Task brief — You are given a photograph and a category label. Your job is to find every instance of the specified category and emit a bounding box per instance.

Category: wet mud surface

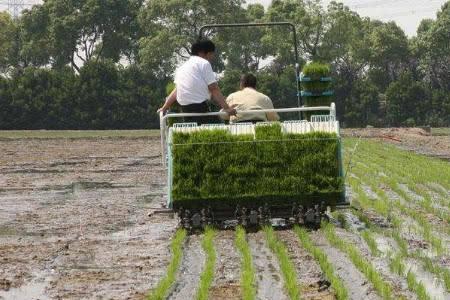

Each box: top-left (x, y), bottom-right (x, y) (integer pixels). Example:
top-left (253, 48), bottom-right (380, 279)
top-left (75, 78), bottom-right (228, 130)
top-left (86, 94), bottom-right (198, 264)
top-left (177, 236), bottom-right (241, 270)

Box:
top-left (276, 230), bottom-right (334, 299)
top-left (309, 231), bottom-right (380, 300)
top-left (0, 137), bottom-right (177, 299)
top-left (332, 222), bottom-right (417, 300)
top-left (209, 231), bottom-right (241, 300)
top-left (247, 232), bottom-right (288, 300)
top-left (168, 234), bottom-right (204, 300)
top-left (1, 134), bottom-right (448, 300)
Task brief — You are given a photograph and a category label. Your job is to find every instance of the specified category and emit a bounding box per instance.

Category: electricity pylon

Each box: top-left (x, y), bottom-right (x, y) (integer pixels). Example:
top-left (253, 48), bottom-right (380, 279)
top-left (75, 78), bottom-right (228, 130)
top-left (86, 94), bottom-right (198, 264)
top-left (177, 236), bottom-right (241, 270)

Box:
top-left (1, 0), bottom-right (33, 18)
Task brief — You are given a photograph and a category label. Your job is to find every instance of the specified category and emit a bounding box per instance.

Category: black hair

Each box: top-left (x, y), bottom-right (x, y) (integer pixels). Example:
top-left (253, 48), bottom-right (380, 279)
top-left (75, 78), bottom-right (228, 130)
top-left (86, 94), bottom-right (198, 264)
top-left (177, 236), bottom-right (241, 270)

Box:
top-left (240, 73), bottom-right (257, 88)
top-left (191, 40), bottom-right (216, 55)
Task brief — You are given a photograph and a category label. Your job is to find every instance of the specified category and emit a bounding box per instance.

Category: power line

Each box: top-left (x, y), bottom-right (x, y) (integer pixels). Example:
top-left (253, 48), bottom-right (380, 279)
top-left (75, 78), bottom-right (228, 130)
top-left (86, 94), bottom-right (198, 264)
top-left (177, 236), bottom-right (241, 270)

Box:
top-left (349, 0), bottom-right (443, 10)
top-left (378, 7), bottom-right (441, 19)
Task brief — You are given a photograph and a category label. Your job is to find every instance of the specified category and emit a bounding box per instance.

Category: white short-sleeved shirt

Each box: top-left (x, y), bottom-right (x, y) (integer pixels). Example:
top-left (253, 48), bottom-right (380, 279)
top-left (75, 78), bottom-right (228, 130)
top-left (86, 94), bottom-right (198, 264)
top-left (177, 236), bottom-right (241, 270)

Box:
top-left (174, 56), bottom-right (217, 105)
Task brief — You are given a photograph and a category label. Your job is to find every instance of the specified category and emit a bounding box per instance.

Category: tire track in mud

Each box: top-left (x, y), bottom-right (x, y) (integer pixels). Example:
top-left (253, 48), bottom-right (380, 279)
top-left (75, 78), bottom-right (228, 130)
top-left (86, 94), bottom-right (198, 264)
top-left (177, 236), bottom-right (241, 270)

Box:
top-left (247, 231), bottom-right (288, 300)
top-left (168, 234), bottom-right (205, 300)
top-left (277, 230), bottom-right (335, 299)
top-left (309, 230), bottom-right (380, 300)
top-left (209, 231), bottom-right (241, 300)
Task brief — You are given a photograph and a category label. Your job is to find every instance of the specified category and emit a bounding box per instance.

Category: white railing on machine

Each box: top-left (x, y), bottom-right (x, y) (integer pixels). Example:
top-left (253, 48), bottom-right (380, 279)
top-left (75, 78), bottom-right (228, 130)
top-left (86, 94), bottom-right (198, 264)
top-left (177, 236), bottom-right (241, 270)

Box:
top-left (159, 103), bottom-right (337, 166)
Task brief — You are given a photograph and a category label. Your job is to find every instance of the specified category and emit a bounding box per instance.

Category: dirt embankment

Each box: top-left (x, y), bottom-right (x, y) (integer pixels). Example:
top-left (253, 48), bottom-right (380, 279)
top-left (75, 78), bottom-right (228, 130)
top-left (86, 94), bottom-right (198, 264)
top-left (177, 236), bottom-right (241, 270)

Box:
top-left (0, 137), bottom-right (177, 299)
top-left (342, 127), bottom-right (450, 160)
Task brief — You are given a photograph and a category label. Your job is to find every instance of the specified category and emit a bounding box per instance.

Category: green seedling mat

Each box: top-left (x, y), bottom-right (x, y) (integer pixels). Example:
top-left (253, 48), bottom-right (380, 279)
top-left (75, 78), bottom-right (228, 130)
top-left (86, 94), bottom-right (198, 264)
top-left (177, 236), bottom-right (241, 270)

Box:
top-left (170, 123), bottom-right (344, 209)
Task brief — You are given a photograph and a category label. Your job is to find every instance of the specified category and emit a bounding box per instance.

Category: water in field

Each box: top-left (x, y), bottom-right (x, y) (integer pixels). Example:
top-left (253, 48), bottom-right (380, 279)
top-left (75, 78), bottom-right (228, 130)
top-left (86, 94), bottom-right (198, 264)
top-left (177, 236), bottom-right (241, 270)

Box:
top-left (404, 259), bottom-right (450, 300)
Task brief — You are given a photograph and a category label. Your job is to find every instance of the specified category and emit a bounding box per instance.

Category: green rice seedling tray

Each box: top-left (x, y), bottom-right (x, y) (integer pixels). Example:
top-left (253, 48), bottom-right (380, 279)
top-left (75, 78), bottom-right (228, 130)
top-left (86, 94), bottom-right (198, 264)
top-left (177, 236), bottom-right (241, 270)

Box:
top-left (168, 123), bottom-right (344, 210)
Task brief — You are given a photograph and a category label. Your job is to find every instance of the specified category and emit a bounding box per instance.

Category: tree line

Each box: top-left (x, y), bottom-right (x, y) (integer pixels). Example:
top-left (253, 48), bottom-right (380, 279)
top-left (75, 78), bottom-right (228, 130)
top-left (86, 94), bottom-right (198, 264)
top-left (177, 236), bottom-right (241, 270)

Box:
top-left (0, 0), bottom-right (449, 129)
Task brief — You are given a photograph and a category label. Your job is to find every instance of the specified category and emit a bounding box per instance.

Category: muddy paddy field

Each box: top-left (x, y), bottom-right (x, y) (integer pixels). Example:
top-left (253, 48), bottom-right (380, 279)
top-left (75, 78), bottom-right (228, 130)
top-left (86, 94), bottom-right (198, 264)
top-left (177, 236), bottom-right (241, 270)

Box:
top-left (0, 128), bottom-right (449, 300)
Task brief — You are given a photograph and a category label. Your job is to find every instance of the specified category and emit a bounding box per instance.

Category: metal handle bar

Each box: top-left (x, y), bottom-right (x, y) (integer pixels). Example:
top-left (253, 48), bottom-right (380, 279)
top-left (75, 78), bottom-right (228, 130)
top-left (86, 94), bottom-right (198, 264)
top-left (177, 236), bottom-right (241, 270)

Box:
top-left (161, 106), bottom-right (335, 122)
top-left (198, 22), bottom-right (302, 108)
top-left (198, 22), bottom-right (299, 67)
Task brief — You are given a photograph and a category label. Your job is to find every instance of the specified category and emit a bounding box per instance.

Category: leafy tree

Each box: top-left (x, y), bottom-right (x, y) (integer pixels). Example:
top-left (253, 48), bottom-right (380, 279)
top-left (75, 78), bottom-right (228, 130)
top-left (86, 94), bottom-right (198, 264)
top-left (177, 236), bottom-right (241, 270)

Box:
top-left (3, 67), bottom-right (77, 129)
top-left (367, 21), bottom-right (410, 90)
top-left (74, 60), bottom-right (121, 129)
top-left (0, 12), bottom-right (17, 74)
top-left (138, 0), bottom-right (245, 77)
top-left (416, 2), bottom-right (450, 90)
top-left (385, 73), bottom-right (428, 126)
top-left (1, 0), bottom-right (449, 129)
top-left (19, 0), bottom-right (143, 71)
top-left (117, 65), bottom-right (169, 129)
top-left (343, 79), bottom-right (380, 127)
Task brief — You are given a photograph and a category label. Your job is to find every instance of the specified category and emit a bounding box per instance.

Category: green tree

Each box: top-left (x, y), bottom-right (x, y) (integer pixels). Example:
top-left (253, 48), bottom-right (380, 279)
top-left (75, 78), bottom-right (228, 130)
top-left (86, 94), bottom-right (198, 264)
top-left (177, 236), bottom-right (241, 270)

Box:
top-left (19, 0), bottom-right (143, 71)
top-left (117, 65), bottom-right (169, 129)
top-left (4, 67), bottom-right (77, 129)
top-left (367, 21), bottom-right (410, 90)
top-left (344, 79), bottom-right (380, 127)
top-left (0, 12), bottom-right (17, 74)
top-left (385, 73), bottom-right (428, 126)
top-left (138, 0), bottom-right (245, 77)
top-left (416, 2), bottom-right (450, 90)
top-left (74, 60), bottom-right (121, 129)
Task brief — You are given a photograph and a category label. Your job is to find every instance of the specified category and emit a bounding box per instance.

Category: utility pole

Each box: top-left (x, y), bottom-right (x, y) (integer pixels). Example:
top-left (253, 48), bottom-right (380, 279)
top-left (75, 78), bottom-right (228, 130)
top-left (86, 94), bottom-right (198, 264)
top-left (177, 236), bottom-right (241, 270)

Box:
top-left (0, 0), bottom-right (36, 19)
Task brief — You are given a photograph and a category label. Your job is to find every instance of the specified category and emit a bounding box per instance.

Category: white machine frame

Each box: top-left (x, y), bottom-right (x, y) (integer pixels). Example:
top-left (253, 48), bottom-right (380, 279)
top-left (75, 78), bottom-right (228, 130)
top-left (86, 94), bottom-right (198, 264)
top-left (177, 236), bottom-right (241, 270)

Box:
top-left (159, 103), bottom-right (338, 167)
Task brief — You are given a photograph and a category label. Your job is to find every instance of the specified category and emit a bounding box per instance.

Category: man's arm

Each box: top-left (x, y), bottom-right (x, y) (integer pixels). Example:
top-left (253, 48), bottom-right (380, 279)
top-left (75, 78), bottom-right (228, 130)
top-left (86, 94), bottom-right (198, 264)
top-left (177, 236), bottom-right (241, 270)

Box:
top-left (157, 88), bottom-right (177, 113)
top-left (265, 97), bottom-right (280, 121)
top-left (208, 83), bottom-right (236, 115)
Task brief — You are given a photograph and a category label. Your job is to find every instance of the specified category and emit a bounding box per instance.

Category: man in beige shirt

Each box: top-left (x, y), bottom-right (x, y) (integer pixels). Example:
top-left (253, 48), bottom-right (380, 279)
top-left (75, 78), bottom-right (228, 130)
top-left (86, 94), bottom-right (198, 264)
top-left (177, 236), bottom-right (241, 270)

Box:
top-left (224, 74), bottom-right (280, 123)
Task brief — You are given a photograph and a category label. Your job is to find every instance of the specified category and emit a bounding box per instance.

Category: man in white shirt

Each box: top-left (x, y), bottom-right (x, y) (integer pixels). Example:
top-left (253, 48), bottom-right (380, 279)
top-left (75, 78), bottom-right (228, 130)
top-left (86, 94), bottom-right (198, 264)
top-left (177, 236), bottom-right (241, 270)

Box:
top-left (158, 40), bottom-right (236, 124)
top-left (224, 74), bottom-right (279, 123)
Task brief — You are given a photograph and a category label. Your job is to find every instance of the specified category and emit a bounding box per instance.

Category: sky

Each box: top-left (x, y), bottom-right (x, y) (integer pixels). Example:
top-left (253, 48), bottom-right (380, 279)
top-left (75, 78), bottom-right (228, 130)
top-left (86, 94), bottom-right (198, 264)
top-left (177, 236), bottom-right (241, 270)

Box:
top-left (1, 0), bottom-right (446, 37)
top-left (245, 0), bottom-right (447, 36)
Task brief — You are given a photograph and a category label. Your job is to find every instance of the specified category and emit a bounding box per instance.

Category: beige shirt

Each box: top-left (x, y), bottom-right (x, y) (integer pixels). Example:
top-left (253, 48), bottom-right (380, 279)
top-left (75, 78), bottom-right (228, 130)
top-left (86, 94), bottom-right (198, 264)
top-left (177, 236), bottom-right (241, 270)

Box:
top-left (225, 88), bottom-right (280, 122)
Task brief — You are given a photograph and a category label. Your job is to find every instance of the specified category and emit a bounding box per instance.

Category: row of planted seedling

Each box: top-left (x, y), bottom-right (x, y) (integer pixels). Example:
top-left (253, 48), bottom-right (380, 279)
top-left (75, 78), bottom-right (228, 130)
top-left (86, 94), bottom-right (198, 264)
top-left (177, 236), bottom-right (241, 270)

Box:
top-left (349, 140), bottom-right (450, 222)
top-left (344, 139), bottom-right (450, 296)
top-left (148, 221), bottom-right (417, 300)
top-left (347, 139), bottom-right (449, 254)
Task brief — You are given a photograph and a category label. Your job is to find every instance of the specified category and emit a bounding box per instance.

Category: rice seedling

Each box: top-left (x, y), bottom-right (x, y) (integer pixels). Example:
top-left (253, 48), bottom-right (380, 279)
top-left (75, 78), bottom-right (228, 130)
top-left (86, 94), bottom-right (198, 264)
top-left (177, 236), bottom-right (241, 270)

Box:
top-left (172, 126), bottom-right (342, 208)
top-left (349, 159), bottom-right (445, 255)
top-left (294, 226), bottom-right (348, 300)
top-left (263, 226), bottom-right (300, 300)
top-left (235, 226), bottom-right (256, 300)
top-left (388, 253), bottom-right (430, 300)
top-left (302, 62), bottom-right (331, 81)
top-left (345, 161), bottom-right (438, 300)
top-left (323, 222), bottom-right (394, 299)
top-left (406, 271), bottom-right (430, 300)
top-left (351, 144), bottom-right (450, 224)
top-left (147, 229), bottom-right (187, 300)
top-left (421, 256), bottom-right (450, 291)
top-left (346, 138), bottom-right (450, 194)
top-left (195, 227), bottom-right (217, 300)
top-left (333, 211), bottom-right (350, 230)
top-left (361, 229), bottom-right (380, 257)
top-left (350, 172), bottom-right (447, 297)
top-left (389, 253), bottom-right (405, 275)
top-left (351, 200), bottom-right (433, 300)
top-left (301, 62), bottom-right (333, 119)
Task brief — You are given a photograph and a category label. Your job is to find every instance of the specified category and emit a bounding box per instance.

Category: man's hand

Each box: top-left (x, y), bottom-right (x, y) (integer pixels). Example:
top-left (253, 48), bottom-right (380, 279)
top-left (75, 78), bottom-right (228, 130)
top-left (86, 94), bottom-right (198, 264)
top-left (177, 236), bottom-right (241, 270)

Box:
top-left (158, 89), bottom-right (177, 114)
top-left (157, 106), bottom-right (168, 114)
top-left (224, 105), bottom-right (237, 116)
